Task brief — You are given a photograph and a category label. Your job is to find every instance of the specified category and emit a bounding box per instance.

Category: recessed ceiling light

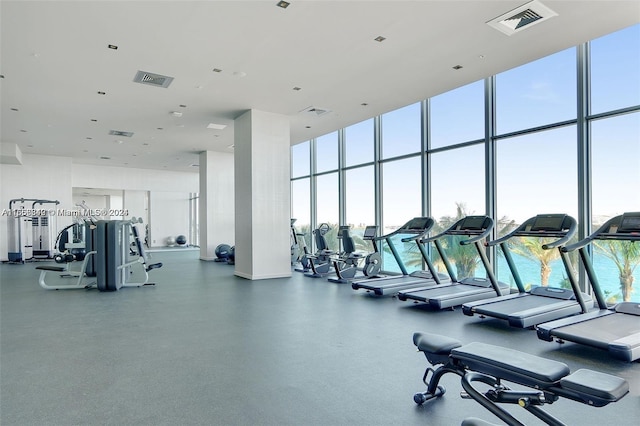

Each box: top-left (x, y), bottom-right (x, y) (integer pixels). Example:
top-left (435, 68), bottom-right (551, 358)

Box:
top-left (90, 119), bottom-right (98, 122)
top-left (99, 156), bottom-right (111, 160)
top-left (179, 104), bottom-right (187, 108)
top-left (452, 65), bottom-right (463, 70)
top-left (157, 127), bottom-right (163, 130)
top-left (171, 111), bottom-right (183, 117)
top-left (479, 55), bottom-right (485, 59)
top-left (108, 44), bottom-right (118, 50)
top-left (374, 36), bottom-right (386, 42)
top-left (27, 144), bottom-right (34, 148)
top-left (0, 75), bottom-right (4, 78)
top-left (207, 123), bottom-right (227, 130)
top-left (276, 1), bottom-right (290, 9)
top-left (293, 87), bottom-right (302, 91)
top-left (86, 137), bottom-right (93, 140)
top-left (116, 140), bottom-right (124, 144)
top-left (361, 103), bottom-right (368, 106)
top-left (305, 126), bottom-right (311, 129)
top-left (20, 129), bottom-right (27, 132)
top-left (97, 91), bottom-right (106, 95)
top-left (83, 150), bottom-right (88, 153)
top-left (10, 108), bottom-right (19, 111)
top-left (143, 143), bottom-right (149, 146)
top-left (212, 68), bottom-right (222, 73)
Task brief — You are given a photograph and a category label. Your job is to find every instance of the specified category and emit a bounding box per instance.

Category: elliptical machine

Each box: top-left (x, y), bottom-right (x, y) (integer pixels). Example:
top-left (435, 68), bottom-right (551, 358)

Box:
top-left (303, 223), bottom-right (336, 278)
top-left (329, 225), bottom-right (379, 283)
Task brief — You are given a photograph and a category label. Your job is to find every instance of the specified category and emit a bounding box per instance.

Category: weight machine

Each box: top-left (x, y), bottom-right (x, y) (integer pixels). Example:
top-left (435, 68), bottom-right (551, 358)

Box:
top-left (36, 219), bottom-right (162, 291)
top-left (7, 198), bottom-right (60, 263)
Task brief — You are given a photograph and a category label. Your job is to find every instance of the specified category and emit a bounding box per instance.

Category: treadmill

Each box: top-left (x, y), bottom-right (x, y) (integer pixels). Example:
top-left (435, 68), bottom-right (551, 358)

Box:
top-left (462, 214), bottom-right (593, 328)
top-left (397, 216), bottom-right (510, 309)
top-left (351, 217), bottom-right (450, 296)
top-left (537, 212), bottom-right (640, 362)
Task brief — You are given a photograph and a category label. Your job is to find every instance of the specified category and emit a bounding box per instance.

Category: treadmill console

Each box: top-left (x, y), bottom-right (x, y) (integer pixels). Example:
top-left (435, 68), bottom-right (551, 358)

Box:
top-left (400, 217), bottom-right (433, 233)
top-left (459, 216), bottom-right (489, 231)
top-left (530, 214), bottom-right (567, 232)
top-left (616, 212), bottom-right (640, 233)
top-left (363, 226), bottom-right (378, 240)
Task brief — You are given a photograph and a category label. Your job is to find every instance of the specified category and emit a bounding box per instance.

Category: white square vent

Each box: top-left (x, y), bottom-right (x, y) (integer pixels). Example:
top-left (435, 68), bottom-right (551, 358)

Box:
top-left (299, 106), bottom-right (331, 116)
top-left (133, 71), bottom-right (174, 88)
top-left (487, 0), bottom-right (558, 36)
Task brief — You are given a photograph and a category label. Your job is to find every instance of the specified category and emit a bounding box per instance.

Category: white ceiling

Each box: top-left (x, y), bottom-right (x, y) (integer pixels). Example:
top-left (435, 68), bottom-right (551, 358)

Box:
top-left (2, 0), bottom-right (639, 173)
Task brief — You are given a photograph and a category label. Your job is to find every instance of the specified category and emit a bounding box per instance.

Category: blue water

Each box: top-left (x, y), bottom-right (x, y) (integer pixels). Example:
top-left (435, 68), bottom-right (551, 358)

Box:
top-left (495, 253), bottom-right (639, 302)
top-left (379, 236), bottom-right (639, 303)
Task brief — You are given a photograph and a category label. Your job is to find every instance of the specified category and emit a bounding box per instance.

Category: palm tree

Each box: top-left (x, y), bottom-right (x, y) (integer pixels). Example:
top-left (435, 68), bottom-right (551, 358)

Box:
top-left (593, 240), bottom-right (640, 302)
top-left (436, 203), bottom-right (478, 278)
top-left (509, 237), bottom-right (560, 286)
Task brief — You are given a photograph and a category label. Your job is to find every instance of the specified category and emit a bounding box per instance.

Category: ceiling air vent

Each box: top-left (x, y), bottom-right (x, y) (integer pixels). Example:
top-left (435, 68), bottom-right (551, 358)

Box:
top-left (109, 130), bottom-right (134, 137)
top-left (487, 0), bottom-right (558, 36)
top-left (300, 106), bottom-right (331, 117)
top-left (133, 70), bottom-right (174, 88)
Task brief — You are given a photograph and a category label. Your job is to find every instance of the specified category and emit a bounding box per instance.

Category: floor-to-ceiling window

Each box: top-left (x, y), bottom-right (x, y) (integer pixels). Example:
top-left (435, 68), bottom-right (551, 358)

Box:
top-left (589, 24), bottom-right (640, 303)
top-left (344, 119), bottom-right (376, 251)
top-left (381, 103), bottom-right (421, 160)
top-left (291, 24), bottom-right (640, 300)
top-left (291, 141), bottom-right (311, 254)
top-left (315, 132), bottom-right (340, 249)
top-left (344, 118), bottom-right (374, 167)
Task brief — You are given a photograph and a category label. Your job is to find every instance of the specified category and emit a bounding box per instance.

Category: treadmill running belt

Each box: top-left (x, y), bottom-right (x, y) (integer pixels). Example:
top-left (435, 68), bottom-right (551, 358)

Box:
top-left (549, 314), bottom-right (640, 349)
top-left (472, 295), bottom-right (580, 319)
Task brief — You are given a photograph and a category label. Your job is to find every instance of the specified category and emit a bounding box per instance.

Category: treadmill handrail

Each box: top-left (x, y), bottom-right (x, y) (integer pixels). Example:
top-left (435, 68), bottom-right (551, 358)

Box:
top-left (377, 217), bottom-right (435, 242)
top-left (561, 213), bottom-right (640, 310)
top-left (376, 217), bottom-right (435, 277)
top-left (401, 233), bottom-right (431, 243)
top-left (562, 213), bottom-right (640, 253)
top-left (486, 215), bottom-right (576, 248)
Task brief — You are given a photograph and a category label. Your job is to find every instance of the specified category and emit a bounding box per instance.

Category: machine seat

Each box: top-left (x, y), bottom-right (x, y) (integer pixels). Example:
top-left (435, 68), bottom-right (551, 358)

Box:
top-left (35, 265), bottom-right (66, 272)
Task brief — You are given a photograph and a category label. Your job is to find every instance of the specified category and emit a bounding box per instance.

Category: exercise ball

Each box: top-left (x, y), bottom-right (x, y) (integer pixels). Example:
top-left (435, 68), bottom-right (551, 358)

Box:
top-left (215, 244), bottom-right (231, 260)
top-left (176, 235), bottom-right (187, 246)
top-left (166, 236), bottom-right (177, 247)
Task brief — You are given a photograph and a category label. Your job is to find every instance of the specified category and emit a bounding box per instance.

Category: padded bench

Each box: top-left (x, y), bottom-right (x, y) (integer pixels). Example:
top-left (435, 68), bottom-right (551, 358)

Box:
top-left (411, 331), bottom-right (629, 423)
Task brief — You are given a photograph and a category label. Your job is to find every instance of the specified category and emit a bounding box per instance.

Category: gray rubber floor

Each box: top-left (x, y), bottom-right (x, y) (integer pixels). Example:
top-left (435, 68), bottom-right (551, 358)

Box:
top-left (1, 251), bottom-right (639, 425)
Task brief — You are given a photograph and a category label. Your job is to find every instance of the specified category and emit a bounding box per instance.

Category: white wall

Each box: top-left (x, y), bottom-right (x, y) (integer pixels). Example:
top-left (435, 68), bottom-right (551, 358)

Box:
top-left (149, 191), bottom-right (190, 247)
top-left (199, 151), bottom-right (235, 260)
top-left (72, 163), bottom-right (198, 192)
top-left (123, 190), bottom-right (148, 223)
top-left (1, 153), bottom-right (199, 260)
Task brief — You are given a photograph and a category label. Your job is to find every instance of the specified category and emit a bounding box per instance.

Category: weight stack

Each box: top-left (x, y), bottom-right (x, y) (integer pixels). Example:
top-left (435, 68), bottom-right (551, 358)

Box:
top-left (96, 220), bottom-right (124, 291)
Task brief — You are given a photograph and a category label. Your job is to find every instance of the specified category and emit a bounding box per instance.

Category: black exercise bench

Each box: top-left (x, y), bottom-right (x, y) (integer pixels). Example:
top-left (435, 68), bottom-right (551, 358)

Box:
top-left (411, 331), bottom-right (629, 426)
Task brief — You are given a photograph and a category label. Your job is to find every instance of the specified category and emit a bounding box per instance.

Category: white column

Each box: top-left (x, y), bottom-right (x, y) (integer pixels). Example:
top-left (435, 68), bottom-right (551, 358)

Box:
top-left (234, 110), bottom-right (291, 280)
top-left (199, 151), bottom-right (234, 260)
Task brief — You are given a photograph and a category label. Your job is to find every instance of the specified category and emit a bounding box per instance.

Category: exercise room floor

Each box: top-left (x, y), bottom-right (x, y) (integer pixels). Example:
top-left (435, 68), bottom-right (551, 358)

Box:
top-left (1, 251), bottom-right (639, 425)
